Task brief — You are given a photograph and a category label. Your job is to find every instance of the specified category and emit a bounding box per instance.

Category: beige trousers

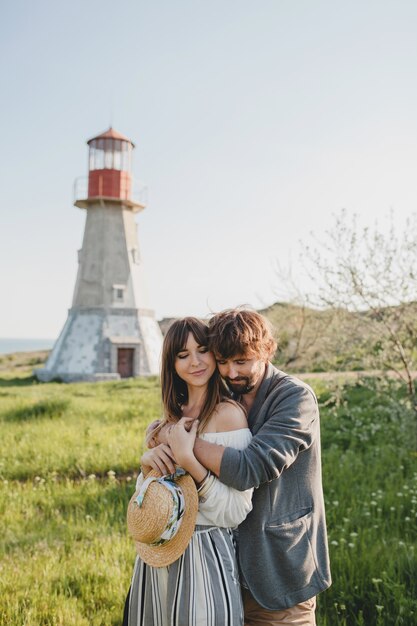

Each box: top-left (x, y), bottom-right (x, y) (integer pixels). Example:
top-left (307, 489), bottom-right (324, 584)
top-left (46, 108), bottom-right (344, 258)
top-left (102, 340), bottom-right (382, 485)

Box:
top-left (243, 587), bottom-right (316, 626)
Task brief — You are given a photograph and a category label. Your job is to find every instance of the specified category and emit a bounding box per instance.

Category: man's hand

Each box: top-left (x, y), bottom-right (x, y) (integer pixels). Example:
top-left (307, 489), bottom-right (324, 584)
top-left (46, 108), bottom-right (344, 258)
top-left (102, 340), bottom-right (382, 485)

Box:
top-left (145, 419), bottom-right (162, 449)
top-left (147, 418), bottom-right (195, 448)
top-left (140, 444), bottom-right (177, 476)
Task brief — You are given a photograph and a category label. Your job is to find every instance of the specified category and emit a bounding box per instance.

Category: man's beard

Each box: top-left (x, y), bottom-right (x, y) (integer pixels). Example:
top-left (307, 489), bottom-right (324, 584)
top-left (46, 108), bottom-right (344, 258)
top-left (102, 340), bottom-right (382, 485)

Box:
top-left (225, 377), bottom-right (256, 395)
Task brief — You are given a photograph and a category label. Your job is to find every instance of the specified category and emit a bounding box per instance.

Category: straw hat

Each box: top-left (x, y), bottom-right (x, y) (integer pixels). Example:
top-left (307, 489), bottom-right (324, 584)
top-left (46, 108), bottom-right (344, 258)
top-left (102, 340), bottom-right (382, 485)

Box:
top-left (127, 468), bottom-right (198, 568)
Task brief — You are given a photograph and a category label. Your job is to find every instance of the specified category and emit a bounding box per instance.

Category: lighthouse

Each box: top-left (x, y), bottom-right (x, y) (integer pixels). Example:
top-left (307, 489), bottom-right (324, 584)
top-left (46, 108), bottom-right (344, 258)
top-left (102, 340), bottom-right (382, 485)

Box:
top-left (36, 128), bottom-right (163, 382)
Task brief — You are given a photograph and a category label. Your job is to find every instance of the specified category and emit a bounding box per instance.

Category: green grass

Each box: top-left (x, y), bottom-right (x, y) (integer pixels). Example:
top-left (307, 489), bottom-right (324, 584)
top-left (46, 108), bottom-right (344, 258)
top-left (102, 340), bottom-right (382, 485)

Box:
top-left (0, 361), bottom-right (416, 625)
top-left (316, 376), bottom-right (417, 625)
top-left (0, 376), bottom-right (160, 481)
top-left (0, 478), bottom-right (133, 625)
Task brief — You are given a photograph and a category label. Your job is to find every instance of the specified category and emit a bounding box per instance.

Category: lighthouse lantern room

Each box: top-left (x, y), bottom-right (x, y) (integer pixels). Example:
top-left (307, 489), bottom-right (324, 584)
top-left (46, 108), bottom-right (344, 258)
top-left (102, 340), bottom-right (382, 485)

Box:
top-left (36, 128), bottom-right (163, 382)
top-left (88, 129), bottom-right (133, 200)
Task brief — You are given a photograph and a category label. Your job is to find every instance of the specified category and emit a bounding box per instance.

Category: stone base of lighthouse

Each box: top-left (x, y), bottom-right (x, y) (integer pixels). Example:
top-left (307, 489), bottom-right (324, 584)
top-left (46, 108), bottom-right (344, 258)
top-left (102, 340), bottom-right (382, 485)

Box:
top-left (35, 307), bottom-right (162, 382)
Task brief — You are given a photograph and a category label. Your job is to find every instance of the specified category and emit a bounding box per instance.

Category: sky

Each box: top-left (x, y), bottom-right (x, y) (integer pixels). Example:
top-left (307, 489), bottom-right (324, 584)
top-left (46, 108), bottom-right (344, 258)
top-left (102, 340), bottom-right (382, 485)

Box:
top-left (1, 0), bottom-right (417, 338)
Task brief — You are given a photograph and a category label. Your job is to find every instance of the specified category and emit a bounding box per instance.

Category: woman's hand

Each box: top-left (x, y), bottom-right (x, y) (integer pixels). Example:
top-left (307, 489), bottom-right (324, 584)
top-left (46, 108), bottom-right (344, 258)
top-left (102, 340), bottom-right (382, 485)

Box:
top-left (140, 443), bottom-right (177, 476)
top-left (167, 417), bottom-right (198, 467)
top-left (167, 419), bottom-right (208, 484)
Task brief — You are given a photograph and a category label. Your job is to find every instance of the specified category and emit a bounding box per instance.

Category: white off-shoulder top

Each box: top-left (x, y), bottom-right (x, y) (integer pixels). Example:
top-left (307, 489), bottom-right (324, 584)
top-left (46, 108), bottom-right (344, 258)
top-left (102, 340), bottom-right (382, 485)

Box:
top-left (196, 428), bottom-right (253, 528)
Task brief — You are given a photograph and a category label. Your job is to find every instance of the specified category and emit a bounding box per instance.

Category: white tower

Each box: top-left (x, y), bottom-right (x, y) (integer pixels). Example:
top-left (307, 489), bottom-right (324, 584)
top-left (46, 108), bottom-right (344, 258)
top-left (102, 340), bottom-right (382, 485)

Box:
top-left (36, 128), bottom-right (163, 382)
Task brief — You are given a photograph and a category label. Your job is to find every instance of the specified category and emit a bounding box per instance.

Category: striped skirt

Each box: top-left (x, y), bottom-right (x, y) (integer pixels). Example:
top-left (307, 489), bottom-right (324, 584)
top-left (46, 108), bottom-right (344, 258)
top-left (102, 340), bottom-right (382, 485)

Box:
top-left (125, 525), bottom-right (243, 626)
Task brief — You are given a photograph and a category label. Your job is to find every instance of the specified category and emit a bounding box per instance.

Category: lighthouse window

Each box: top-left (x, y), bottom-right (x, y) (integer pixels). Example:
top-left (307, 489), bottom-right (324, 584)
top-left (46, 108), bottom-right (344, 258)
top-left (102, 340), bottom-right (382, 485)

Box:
top-left (89, 147), bottom-right (95, 171)
top-left (113, 140), bottom-right (122, 170)
top-left (104, 147), bottom-right (113, 169)
top-left (94, 143), bottom-right (104, 169)
top-left (121, 143), bottom-right (130, 171)
top-left (113, 284), bottom-right (126, 302)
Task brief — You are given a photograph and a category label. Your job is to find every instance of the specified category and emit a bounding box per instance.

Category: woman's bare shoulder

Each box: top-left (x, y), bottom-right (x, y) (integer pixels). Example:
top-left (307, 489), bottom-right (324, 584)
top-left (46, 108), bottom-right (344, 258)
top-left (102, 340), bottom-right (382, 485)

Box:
top-left (213, 400), bottom-right (248, 432)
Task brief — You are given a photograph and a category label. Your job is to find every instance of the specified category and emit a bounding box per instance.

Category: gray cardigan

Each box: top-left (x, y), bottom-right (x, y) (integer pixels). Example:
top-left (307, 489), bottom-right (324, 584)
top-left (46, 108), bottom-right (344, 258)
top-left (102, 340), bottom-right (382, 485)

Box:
top-left (220, 363), bottom-right (331, 610)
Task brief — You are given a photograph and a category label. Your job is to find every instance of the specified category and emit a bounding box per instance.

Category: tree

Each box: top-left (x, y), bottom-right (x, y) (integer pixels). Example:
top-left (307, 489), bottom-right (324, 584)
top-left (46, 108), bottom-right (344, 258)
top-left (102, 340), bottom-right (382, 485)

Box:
top-left (304, 210), bottom-right (417, 404)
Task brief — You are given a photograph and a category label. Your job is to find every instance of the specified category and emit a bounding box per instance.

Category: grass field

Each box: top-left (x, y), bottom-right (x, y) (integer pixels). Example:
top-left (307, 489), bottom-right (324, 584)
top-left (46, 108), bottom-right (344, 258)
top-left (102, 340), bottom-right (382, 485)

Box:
top-left (0, 356), bottom-right (416, 625)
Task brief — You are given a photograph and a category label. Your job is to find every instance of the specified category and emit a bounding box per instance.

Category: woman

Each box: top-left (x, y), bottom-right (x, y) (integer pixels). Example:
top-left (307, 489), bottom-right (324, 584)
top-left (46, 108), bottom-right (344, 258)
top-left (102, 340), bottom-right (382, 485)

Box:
top-left (124, 317), bottom-right (253, 626)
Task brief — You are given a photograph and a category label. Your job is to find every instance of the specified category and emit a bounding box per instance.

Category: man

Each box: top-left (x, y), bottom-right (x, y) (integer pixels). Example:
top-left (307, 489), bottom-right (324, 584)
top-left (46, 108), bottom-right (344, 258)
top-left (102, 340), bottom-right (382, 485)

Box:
top-left (149, 309), bottom-right (331, 625)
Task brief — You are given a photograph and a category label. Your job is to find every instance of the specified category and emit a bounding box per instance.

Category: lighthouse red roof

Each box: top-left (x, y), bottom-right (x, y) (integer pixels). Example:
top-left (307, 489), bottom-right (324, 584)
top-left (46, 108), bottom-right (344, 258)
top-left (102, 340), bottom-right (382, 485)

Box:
top-left (87, 127), bottom-right (135, 147)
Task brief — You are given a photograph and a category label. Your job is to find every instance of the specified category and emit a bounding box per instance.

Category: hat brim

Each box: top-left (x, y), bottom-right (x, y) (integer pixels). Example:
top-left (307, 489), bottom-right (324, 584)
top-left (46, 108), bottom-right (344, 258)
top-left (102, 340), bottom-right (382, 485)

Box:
top-left (133, 469), bottom-right (199, 568)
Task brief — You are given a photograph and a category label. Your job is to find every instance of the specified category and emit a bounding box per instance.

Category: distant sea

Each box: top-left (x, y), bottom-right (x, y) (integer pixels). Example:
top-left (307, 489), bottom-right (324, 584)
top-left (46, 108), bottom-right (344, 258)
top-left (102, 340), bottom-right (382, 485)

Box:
top-left (0, 338), bottom-right (55, 355)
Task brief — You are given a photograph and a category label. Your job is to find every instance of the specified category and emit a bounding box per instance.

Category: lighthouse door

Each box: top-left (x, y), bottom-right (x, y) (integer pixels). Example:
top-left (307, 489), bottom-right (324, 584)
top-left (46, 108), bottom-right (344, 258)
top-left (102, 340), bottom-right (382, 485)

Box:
top-left (117, 348), bottom-right (135, 378)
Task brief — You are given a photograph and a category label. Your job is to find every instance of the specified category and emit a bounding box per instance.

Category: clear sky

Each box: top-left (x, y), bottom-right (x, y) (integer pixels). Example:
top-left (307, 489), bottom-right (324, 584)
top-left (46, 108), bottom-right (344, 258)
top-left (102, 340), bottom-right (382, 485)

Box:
top-left (1, 1), bottom-right (417, 338)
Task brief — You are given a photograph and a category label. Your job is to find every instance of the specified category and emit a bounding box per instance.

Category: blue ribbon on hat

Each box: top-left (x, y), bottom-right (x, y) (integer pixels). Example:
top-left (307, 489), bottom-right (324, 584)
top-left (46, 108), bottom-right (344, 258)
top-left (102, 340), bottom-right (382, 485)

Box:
top-left (135, 468), bottom-right (186, 547)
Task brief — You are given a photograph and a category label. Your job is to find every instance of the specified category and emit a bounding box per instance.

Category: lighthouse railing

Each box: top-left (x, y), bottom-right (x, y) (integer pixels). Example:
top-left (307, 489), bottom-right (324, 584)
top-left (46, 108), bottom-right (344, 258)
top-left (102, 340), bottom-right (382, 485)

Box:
top-left (73, 176), bottom-right (148, 206)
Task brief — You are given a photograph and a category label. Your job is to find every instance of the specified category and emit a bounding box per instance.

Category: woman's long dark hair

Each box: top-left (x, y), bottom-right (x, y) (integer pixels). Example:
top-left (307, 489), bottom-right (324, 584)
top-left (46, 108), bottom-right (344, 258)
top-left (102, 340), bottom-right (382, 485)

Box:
top-left (159, 317), bottom-right (231, 434)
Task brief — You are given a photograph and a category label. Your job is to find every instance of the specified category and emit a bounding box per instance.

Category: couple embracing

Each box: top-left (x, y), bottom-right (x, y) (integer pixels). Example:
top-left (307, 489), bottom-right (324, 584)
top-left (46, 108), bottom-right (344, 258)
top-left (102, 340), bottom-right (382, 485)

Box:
top-left (124, 308), bottom-right (331, 626)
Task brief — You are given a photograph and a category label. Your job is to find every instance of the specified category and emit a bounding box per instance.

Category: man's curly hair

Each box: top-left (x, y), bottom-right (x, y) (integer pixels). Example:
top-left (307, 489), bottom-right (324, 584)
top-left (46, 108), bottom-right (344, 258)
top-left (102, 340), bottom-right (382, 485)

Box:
top-left (208, 308), bottom-right (277, 361)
